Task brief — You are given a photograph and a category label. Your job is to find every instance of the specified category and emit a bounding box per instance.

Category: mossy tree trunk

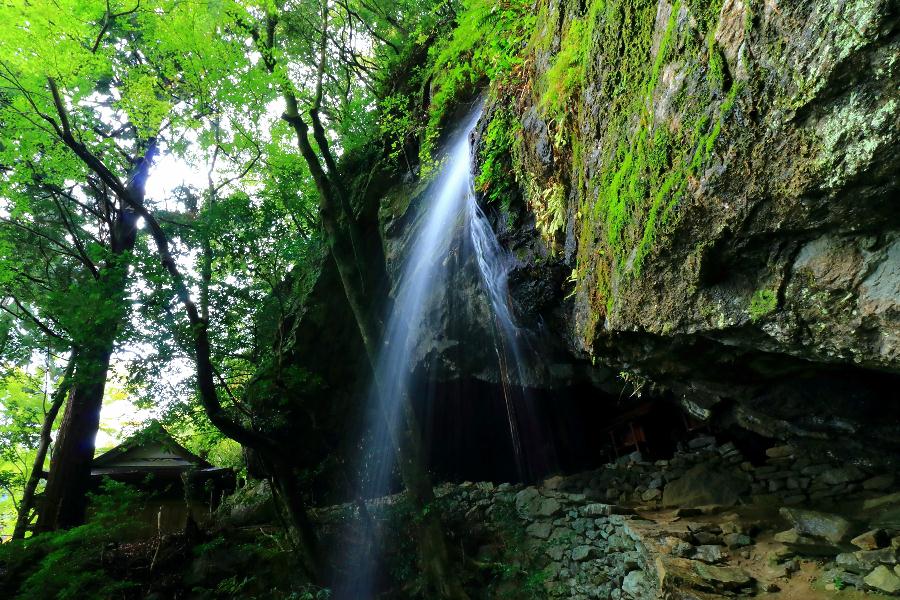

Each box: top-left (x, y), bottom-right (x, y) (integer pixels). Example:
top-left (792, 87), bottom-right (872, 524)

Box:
top-left (36, 347), bottom-right (114, 532)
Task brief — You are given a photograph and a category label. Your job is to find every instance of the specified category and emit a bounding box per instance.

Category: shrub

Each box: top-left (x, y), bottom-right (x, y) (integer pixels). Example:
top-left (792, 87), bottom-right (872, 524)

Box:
top-left (0, 479), bottom-right (144, 600)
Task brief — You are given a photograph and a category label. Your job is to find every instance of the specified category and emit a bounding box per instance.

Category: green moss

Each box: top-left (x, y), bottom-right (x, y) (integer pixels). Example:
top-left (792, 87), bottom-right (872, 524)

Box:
top-left (475, 107), bottom-right (521, 210)
top-left (534, 0), bottom-right (606, 146)
top-left (460, 0), bottom-right (736, 336)
top-left (646, 0), bottom-right (681, 96)
top-left (707, 38), bottom-right (726, 92)
top-left (552, 0), bottom-right (735, 324)
top-left (539, 16), bottom-right (588, 129)
top-left (422, 0), bottom-right (536, 170)
top-left (591, 0), bottom-right (685, 277)
top-left (689, 0), bottom-right (724, 35)
top-left (749, 289), bottom-right (778, 322)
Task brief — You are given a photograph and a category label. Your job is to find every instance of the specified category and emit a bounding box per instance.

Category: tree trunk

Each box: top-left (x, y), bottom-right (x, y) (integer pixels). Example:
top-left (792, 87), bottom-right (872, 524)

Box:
top-left (31, 106), bottom-right (154, 531)
top-left (269, 457), bottom-right (323, 581)
top-left (35, 345), bottom-right (114, 531)
top-left (288, 105), bottom-right (469, 600)
top-left (34, 204), bottom-right (138, 533)
top-left (12, 356), bottom-right (76, 539)
top-left (395, 401), bottom-right (469, 600)
top-left (110, 133), bottom-right (328, 584)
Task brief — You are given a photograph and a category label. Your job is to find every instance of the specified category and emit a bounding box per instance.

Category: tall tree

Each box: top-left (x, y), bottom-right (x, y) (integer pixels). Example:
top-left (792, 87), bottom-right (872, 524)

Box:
top-left (1, 0), bottom-right (177, 531)
top-left (10, 1), bottom-right (331, 576)
top-left (36, 145), bottom-right (153, 531)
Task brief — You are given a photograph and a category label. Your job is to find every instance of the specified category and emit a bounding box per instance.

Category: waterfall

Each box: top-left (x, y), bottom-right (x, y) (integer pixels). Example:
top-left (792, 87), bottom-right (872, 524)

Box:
top-left (339, 102), bottom-right (534, 597)
top-left (360, 105), bottom-right (485, 500)
top-left (467, 177), bottom-right (531, 478)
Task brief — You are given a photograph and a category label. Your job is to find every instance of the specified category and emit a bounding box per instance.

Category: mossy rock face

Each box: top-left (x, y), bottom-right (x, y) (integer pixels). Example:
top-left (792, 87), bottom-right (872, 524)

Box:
top-left (369, 0), bottom-right (899, 452)
top-left (501, 0), bottom-right (899, 396)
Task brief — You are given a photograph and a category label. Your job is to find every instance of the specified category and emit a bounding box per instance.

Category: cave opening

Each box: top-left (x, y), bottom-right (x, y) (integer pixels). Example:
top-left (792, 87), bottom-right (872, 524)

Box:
top-left (412, 377), bottom-right (696, 485)
top-left (406, 345), bottom-right (900, 487)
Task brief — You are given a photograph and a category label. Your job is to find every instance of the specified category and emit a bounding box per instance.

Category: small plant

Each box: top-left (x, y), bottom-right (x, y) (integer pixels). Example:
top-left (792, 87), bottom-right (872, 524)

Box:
top-left (294, 587), bottom-right (331, 600)
top-left (749, 289), bottom-right (778, 322)
top-left (832, 574), bottom-right (845, 590)
top-left (379, 93), bottom-right (417, 172)
top-left (482, 498), bottom-right (550, 599)
top-left (619, 370), bottom-right (651, 398)
top-left (475, 108), bottom-right (520, 210)
top-left (422, 0), bottom-right (536, 168)
top-left (216, 575), bottom-right (254, 595)
top-left (193, 534), bottom-right (227, 558)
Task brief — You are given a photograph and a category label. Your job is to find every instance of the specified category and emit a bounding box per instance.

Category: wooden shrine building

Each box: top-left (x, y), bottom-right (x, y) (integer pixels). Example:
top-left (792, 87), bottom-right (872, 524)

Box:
top-left (90, 424), bottom-right (235, 533)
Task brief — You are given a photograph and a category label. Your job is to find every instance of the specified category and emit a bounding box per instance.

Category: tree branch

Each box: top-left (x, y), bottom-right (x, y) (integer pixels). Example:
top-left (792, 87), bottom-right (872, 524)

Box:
top-left (1, 299), bottom-right (69, 343)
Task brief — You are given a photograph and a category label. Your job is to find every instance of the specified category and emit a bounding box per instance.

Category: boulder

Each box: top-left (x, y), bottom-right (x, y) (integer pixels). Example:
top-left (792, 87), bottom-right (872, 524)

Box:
top-left (773, 530), bottom-right (842, 556)
top-left (723, 533), bottom-right (752, 548)
top-left (542, 475), bottom-right (565, 490)
top-left (836, 552), bottom-right (868, 574)
top-left (864, 474), bottom-right (896, 491)
top-left (820, 466), bottom-right (866, 486)
top-left (864, 492), bottom-right (900, 511)
top-left (851, 529), bottom-right (889, 551)
top-left (526, 521), bottom-right (553, 540)
top-left (822, 568), bottom-right (863, 589)
top-left (766, 446), bottom-right (795, 459)
top-left (641, 488), bottom-right (662, 502)
top-left (494, 0), bottom-right (900, 471)
top-left (872, 504), bottom-right (900, 531)
top-left (694, 545), bottom-right (728, 564)
top-left (837, 548), bottom-right (899, 574)
top-left (583, 503), bottom-right (611, 516)
top-left (688, 436), bottom-right (716, 449)
top-left (864, 565), bottom-right (900, 594)
top-left (662, 464), bottom-right (750, 508)
top-left (856, 548), bottom-right (898, 567)
top-left (514, 487), bottom-right (541, 517)
top-left (217, 479), bottom-right (276, 526)
top-left (621, 571), bottom-right (647, 597)
top-left (693, 563), bottom-right (753, 590)
top-left (779, 507), bottom-right (854, 544)
top-left (571, 545), bottom-right (595, 561)
top-left (535, 497), bottom-right (562, 517)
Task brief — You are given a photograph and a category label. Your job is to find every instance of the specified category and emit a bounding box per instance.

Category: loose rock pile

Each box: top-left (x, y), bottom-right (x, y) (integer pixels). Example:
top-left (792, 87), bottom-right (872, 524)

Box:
top-left (551, 435), bottom-right (896, 510)
top-left (231, 434), bottom-right (899, 598)
top-left (435, 434), bottom-right (900, 598)
top-left (776, 500), bottom-right (900, 595)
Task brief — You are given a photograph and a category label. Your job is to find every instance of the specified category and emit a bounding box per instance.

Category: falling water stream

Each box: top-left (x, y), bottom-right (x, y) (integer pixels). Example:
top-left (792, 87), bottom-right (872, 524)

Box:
top-left (467, 186), bottom-right (532, 478)
top-left (340, 102), bottom-right (533, 597)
